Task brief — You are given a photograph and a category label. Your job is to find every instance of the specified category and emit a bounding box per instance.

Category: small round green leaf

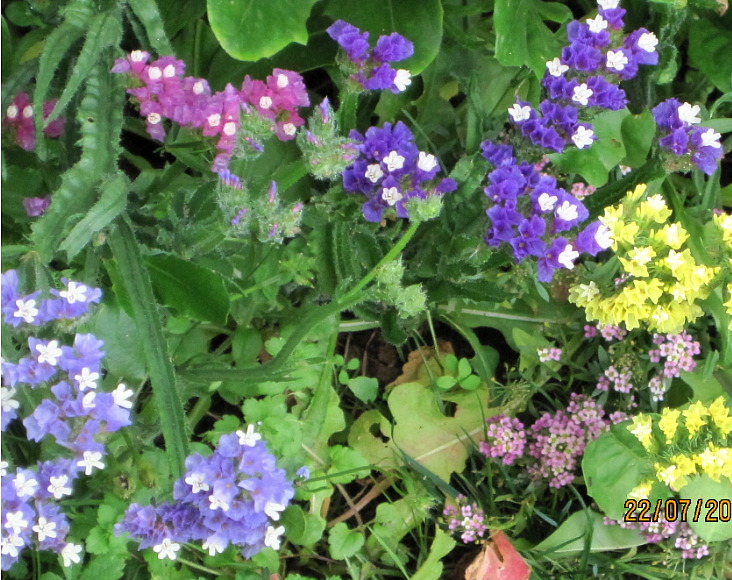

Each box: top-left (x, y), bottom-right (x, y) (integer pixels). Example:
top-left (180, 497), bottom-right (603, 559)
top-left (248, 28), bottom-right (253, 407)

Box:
top-left (328, 522), bottom-right (365, 560)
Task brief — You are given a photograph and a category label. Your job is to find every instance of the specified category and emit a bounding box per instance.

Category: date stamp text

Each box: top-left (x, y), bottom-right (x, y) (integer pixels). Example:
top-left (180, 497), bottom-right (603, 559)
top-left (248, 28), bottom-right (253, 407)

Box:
top-left (623, 498), bottom-right (731, 523)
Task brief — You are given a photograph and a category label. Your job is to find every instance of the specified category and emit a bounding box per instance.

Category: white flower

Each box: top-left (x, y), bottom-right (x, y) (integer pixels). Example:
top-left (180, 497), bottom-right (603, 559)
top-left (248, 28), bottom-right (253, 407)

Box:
top-left (606, 50), bottom-right (628, 71)
top-left (259, 96), bottom-right (273, 110)
top-left (192, 81), bottom-right (205, 95)
top-left (282, 122), bottom-right (297, 136)
top-left (74, 368), bottom-right (99, 391)
top-left (61, 542), bottom-right (83, 567)
top-left (81, 391), bottom-right (96, 409)
top-left (14, 298), bottom-right (38, 323)
top-left (546, 57), bottom-right (569, 77)
top-left (576, 281), bottom-right (600, 302)
top-left (594, 224), bottom-right (613, 249)
top-left (677, 102), bottom-right (701, 125)
top-left (394, 69), bottom-right (412, 92)
top-left (153, 538), bottom-right (181, 560)
top-left (36, 340), bottom-right (63, 366)
top-left (586, 15), bottom-right (608, 33)
top-left (163, 64), bottom-right (176, 78)
top-left (364, 163), bottom-right (384, 183)
top-left (207, 113), bottom-right (221, 127)
top-left (5, 511), bottom-right (29, 534)
top-left (508, 103), bottom-right (532, 122)
top-left (185, 472), bottom-right (209, 493)
top-left (537, 193), bottom-right (558, 211)
top-left (0, 534), bottom-right (24, 558)
top-left (148, 67), bottom-right (162, 81)
top-left (236, 424), bottom-right (262, 447)
top-left (0, 460), bottom-right (8, 477)
top-left (381, 187), bottom-right (403, 206)
top-left (202, 536), bottom-right (227, 556)
top-left (572, 83), bottom-right (593, 106)
top-left (555, 201), bottom-right (579, 222)
top-left (572, 126), bottom-right (595, 149)
top-left (417, 152), bottom-right (438, 172)
top-left (22, 105), bottom-right (33, 118)
top-left (264, 525), bottom-right (285, 550)
top-left (130, 50), bottom-right (146, 62)
top-left (276, 74), bottom-right (289, 88)
top-left (264, 501), bottom-right (286, 521)
top-left (6, 105), bottom-right (18, 119)
top-left (558, 244), bottom-right (580, 269)
top-left (382, 150), bottom-right (405, 172)
top-left (14, 472), bottom-right (38, 497)
top-left (1, 386), bottom-right (20, 413)
top-left (112, 383), bottom-right (134, 409)
top-left (48, 475), bottom-right (72, 499)
top-left (597, 0), bottom-right (620, 8)
top-left (33, 517), bottom-right (58, 542)
top-left (77, 451), bottom-right (104, 476)
top-left (208, 494), bottom-right (230, 512)
top-left (700, 128), bottom-right (721, 149)
top-left (637, 32), bottom-right (658, 53)
top-left (223, 122), bottom-right (237, 136)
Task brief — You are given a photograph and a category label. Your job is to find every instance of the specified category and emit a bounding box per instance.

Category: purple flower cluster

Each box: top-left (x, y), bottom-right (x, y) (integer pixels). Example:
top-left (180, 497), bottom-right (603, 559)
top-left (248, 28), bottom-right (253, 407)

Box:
top-left (508, 0), bottom-right (658, 153)
top-left (116, 426), bottom-right (295, 560)
top-left (1, 270), bottom-right (129, 571)
top-left (327, 20), bottom-right (414, 93)
top-left (442, 494), bottom-right (488, 544)
top-left (651, 98), bottom-right (723, 175)
top-left (646, 332), bottom-right (700, 402)
top-left (1, 461), bottom-right (83, 570)
top-left (596, 362), bottom-right (634, 394)
top-left (111, 51), bottom-right (310, 174)
top-left (480, 395), bottom-right (609, 488)
top-left (606, 515), bottom-right (709, 559)
top-left (481, 141), bottom-right (613, 281)
top-left (343, 121), bottom-right (457, 222)
top-left (3, 92), bottom-right (65, 152)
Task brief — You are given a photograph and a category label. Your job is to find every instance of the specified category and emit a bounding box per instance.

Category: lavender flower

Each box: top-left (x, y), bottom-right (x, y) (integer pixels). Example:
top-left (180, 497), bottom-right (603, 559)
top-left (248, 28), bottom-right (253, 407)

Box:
top-left (327, 20), bottom-right (414, 94)
top-left (343, 121), bottom-right (456, 222)
top-left (116, 427), bottom-right (297, 560)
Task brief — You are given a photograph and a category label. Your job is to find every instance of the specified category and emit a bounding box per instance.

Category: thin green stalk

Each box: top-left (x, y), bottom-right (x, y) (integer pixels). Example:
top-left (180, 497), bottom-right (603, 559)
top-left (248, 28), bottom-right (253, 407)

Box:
top-left (338, 91), bottom-right (360, 133)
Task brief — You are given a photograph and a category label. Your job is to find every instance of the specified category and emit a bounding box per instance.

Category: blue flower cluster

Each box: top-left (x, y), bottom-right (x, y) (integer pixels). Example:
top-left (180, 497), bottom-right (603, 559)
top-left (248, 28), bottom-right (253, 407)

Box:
top-left (509, 0), bottom-right (658, 152)
top-left (115, 427), bottom-right (296, 561)
top-left (343, 121), bottom-right (457, 222)
top-left (652, 98), bottom-right (723, 176)
top-left (1, 270), bottom-right (130, 571)
top-left (327, 20), bottom-right (414, 93)
top-left (481, 141), bottom-right (613, 281)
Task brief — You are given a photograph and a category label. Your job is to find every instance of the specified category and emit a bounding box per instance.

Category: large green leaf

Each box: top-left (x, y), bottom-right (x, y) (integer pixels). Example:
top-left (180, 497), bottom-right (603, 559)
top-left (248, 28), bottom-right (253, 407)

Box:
top-left (207, 0), bottom-right (318, 61)
top-left (534, 510), bottom-right (645, 555)
top-left (146, 253), bottom-right (230, 324)
top-left (681, 475), bottom-right (732, 542)
top-left (582, 423), bottom-right (658, 520)
top-left (494, 0), bottom-right (571, 79)
top-left (325, 0), bottom-right (444, 74)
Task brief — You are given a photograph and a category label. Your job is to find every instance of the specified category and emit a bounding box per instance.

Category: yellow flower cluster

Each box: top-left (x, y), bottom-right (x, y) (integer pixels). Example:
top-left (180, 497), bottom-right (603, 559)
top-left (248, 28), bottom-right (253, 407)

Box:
top-left (569, 184), bottom-right (721, 333)
top-left (627, 397), bottom-right (732, 491)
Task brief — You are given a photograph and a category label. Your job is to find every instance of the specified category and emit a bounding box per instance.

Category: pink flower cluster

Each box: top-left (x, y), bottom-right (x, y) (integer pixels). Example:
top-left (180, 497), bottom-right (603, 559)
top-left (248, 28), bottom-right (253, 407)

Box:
top-left (538, 346), bottom-right (562, 362)
top-left (443, 494), bottom-right (488, 544)
top-left (605, 515), bottom-right (709, 559)
top-left (111, 51), bottom-right (309, 174)
top-left (649, 332), bottom-right (699, 378)
top-left (480, 395), bottom-right (609, 488)
top-left (596, 362), bottom-right (634, 394)
top-left (3, 93), bottom-right (65, 151)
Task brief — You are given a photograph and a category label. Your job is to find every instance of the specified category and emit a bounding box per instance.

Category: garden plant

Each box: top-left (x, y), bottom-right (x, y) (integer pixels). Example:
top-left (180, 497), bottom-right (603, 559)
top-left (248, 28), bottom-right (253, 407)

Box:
top-left (2, 0), bottom-right (732, 578)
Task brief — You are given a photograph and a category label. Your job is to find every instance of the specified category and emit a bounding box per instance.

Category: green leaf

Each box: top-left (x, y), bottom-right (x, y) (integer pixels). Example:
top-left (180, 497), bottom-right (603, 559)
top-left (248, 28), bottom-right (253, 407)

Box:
top-left (59, 173), bottom-right (128, 261)
top-left (328, 522), bottom-right (365, 560)
top-left (146, 253), bottom-right (230, 324)
top-left (411, 528), bottom-right (457, 580)
top-left (79, 554), bottom-right (125, 580)
top-left (620, 110), bottom-right (656, 168)
top-left (582, 424), bottom-right (656, 520)
top-left (127, 0), bottom-right (174, 56)
top-left (681, 475), bottom-right (732, 542)
top-left (108, 219), bottom-right (189, 479)
top-left (689, 13), bottom-right (732, 92)
top-left (207, 0), bottom-right (318, 61)
top-left (494, 0), bottom-right (571, 78)
top-left (347, 375), bottom-right (378, 403)
top-left (535, 510), bottom-right (645, 555)
top-left (324, 0), bottom-right (444, 74)
top-left (327, 445), bottom-right (371, 484)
